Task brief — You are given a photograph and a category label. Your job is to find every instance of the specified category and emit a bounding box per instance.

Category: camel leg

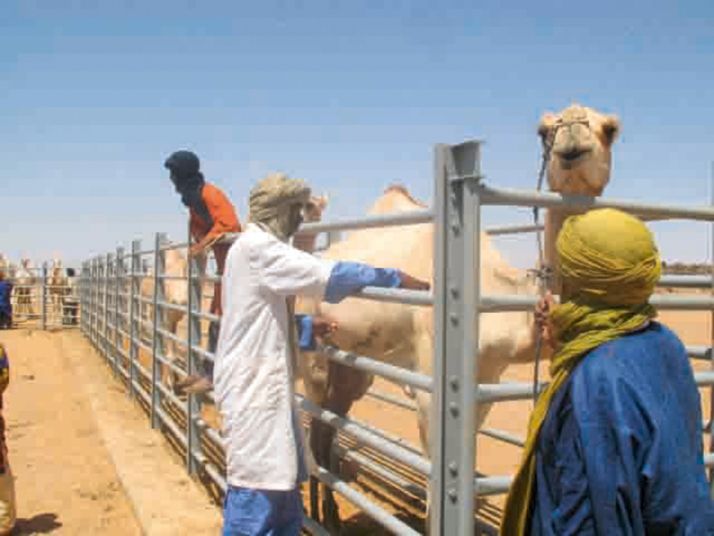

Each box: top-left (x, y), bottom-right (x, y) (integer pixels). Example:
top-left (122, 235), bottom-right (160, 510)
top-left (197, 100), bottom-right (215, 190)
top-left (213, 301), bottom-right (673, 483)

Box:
top-left (164, 316), bottom-right (183, 394)
top-left (308, 475), bottom-right (320, 523)
top-left (415, 390), bottom-right (433, 533)
top-left (158, 312), bottom-right (174, 392)
top-left (308, 415), bottom-right (330, 525)
top-left (298, 351), bottom-right (329, 524)
top-left (315, 363), bottom-right (372, 533)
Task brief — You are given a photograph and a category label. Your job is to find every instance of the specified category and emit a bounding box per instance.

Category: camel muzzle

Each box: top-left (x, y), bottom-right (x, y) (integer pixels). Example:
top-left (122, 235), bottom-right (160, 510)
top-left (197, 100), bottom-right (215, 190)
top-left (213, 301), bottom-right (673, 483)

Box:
top-left (556, 147), bottom-right (592, 168)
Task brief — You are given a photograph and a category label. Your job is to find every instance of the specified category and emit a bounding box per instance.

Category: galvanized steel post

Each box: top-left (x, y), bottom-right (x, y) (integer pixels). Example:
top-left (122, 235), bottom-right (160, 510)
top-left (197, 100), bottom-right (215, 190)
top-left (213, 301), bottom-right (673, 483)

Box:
top-left (101, 255), bottom-right (106, 351)
top-left (86, 261), bottom-right (91, 334)
top-left (104, 253), bottom-right (112, 362)
top-left (90, 259), bottom-right (96, 346)
top-left (431, 141), bottom-right (481, 535)
top-left (78, 263), bottom-right (84, 332)
top-left (114, 247), bottom-right (124, 379)
top-left (79, 262), bottom-right (86, 334)
top-left (97, 257), bottom-right (102, 352)
top-left (710, 166), bottom-right (714, 494)
top-left (151, 233), bottom-right (168, 429)
top-left (82, 263), bottom-right (88, 333)
top-left (94, 256), bottom-right (100, 347)
top-left (41, 262), bottom-right (47, 330)
top-left (94, 256), bottom-right (100, 349)
top-left (186, 231), bottom-right (204, 475)
top-left (129, 240), bottom-right (141, 400)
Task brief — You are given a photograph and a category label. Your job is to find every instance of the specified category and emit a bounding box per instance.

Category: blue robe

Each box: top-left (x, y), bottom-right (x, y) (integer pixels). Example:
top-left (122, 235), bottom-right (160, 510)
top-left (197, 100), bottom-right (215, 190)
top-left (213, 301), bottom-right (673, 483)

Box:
top-left (530, 322), bottom-right (714, 535)
top-left (0, 282), bottom-right (11, 317)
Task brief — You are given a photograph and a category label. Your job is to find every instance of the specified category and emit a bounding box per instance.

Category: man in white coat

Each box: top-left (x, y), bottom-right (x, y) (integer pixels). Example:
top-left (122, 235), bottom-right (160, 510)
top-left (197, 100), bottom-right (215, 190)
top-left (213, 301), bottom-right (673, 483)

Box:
top-left (215, 173), bottom-right (430, 535)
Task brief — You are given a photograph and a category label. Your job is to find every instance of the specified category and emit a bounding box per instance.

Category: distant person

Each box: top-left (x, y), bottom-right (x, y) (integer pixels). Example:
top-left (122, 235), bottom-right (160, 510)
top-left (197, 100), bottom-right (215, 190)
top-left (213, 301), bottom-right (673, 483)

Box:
top-left (0, 343), bottom-right (16, 534)
top-left (215, 173), bottom-right (430, 535)
top-left (163, 150), bottom-right (242, 395)
top-left (0, 270), bottom-right (12, 330)
top-left (501, 208), bottom-right (714, 535)
top-left (62, 268), bottom-right (79, 326)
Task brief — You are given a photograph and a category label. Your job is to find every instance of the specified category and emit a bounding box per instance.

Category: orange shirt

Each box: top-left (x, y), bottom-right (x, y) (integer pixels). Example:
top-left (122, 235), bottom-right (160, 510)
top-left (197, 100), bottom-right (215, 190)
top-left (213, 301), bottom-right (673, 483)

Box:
top-left (189, 183), bottom-right (241, 273)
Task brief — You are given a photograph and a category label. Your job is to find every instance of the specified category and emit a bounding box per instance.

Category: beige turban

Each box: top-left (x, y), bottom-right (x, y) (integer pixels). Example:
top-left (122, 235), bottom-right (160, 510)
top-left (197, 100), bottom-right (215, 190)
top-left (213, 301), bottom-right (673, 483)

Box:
top-left (249, 173), bottom-right (312, 241)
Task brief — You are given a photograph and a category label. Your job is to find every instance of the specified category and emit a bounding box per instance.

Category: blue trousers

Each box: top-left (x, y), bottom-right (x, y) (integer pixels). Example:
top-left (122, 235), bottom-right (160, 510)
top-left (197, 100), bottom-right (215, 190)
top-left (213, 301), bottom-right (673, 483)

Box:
top-left (222, 486), bottom-right (302, 536)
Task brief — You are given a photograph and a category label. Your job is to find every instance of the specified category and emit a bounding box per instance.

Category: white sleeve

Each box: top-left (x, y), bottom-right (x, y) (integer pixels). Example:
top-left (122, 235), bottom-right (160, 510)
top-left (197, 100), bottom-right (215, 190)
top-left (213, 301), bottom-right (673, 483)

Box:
top-left (255, 237), bottom-right (336, 297)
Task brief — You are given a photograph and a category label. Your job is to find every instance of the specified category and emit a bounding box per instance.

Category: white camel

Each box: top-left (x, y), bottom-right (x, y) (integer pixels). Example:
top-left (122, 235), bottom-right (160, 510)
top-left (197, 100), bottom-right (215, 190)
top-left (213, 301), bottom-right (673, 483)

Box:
top-left (296, 103), bottom-right (621, 529)
top-left (14, 258), bottom-right (36, 318)
top-left (48, 258), bottom-right (69, 323)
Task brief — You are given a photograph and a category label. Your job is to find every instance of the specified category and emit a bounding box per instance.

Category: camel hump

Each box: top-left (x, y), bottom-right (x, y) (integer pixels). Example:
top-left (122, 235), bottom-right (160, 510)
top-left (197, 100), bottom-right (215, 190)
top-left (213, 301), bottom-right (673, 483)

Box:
top-left (383, 183), bottom-right (427, 207)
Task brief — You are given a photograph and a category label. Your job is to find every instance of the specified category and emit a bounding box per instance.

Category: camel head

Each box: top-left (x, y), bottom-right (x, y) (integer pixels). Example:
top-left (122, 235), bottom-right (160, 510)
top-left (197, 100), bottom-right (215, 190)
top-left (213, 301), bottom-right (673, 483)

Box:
top-left (293, 195), bottom-right (329, 253)
top-left (303, 194), bottom-right (329, 224)
top-left (50, 258), bottom-right (63, 278)
top-left (538, 103), bottom-right (620, 196)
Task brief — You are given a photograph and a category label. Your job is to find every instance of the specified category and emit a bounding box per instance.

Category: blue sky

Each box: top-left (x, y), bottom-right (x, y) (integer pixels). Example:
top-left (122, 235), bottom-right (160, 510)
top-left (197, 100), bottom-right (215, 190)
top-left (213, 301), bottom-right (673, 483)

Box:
top-left (1, 1), bottom-right (713, 269)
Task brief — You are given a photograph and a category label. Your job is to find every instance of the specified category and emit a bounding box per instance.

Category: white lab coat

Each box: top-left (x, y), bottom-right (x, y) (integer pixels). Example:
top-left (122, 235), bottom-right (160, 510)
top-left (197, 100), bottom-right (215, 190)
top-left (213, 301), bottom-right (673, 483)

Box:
top-left (214, 223), bottom-right (335, 490)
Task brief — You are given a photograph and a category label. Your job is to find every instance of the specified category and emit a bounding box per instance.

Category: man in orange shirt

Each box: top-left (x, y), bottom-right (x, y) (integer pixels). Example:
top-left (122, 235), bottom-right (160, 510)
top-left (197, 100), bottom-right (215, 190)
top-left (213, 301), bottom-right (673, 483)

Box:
top-left (164, 150), bottom-right (241, 394)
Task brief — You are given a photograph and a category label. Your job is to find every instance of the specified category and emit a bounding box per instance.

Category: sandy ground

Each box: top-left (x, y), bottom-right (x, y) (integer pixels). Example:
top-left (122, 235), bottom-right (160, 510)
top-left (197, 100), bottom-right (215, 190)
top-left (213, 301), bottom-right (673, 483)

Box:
top-left (0, 327), bottom-right (222, 535)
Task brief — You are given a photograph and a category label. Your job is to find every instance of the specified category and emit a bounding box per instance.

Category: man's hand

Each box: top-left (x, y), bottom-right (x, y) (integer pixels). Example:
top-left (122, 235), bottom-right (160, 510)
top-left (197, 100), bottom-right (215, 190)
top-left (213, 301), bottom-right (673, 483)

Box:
top-left (312, 315), bottom-right (338, 338)
top-left (189, 243), bottom-right (206, 258)
top-left (398, 271), bottom-right (431, 292)
top-left (535, 291), bottom-right (557, 350)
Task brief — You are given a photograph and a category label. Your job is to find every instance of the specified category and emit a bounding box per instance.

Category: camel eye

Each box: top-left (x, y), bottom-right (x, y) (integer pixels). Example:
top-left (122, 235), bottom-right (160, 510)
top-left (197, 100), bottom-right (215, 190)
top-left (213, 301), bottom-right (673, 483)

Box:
top-left (538, 124), bottom-right (550, 141)
top-left (602, 123), bottom-right (618, 145)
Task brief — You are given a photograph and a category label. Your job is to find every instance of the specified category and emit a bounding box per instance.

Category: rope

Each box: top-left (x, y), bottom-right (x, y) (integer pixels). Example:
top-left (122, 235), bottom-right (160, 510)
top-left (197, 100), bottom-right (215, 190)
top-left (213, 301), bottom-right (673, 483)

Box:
top-left (531, 126), bottom-right (557, 403)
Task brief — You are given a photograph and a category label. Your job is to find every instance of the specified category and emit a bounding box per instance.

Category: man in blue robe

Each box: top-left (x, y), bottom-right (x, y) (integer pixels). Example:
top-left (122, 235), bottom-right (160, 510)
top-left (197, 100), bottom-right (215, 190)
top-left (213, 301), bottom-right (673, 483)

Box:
top-left (502, 208), bottom-right (714, 535)
top-left (0, 269), bottom-right (12, 330)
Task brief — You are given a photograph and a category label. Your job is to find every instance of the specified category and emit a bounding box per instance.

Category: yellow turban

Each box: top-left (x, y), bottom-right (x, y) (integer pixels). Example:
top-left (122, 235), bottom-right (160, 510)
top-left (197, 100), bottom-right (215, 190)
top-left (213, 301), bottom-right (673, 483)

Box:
top-left (557, 208), bottom-right (662, 306)
top-left (249, 173), bottom-right (311, 224)
top-left (248, 173), bottom-right (312, 241)
top-left (502, 208), bottom-right (661, 535)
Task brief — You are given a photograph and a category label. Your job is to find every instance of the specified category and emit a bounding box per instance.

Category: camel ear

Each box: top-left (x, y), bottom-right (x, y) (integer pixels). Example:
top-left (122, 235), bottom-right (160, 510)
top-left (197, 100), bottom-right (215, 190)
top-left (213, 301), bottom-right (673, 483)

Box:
top-left (537, 112), bottom-right (558, 144)
top-left (601, 114), bottom-right (620, 146)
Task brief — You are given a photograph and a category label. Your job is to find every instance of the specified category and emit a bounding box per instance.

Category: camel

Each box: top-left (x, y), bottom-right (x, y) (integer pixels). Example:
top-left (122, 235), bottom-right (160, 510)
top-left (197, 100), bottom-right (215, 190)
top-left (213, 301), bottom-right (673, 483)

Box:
top-left (14, 259), bottom-right (36, 318)
top-left (140, 247), bottom-right (190, 390)
top-left (48, 259), bottom-right (69, 323)
top-left (296, 103), bottom-right (621, 530)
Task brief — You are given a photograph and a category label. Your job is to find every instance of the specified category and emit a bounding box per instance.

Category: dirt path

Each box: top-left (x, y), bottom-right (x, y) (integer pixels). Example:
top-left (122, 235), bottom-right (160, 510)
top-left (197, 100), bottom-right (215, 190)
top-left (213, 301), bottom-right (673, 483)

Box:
top-left (1, 328), bottom-right (142, 534)
top-left (0, 328), bottom-right (222, 535)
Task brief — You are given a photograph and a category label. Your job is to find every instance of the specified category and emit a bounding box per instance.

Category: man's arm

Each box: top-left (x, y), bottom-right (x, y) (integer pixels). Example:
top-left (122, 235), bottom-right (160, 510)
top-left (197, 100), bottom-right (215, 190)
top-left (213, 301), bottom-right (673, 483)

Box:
top-left (537, 405), bottom-right (597, 535)
top-left (191, 185), bottom-right (241, 256)
top-left (324, 261), bottom-right (429, 303)
top-left (257, 237), bottom-right (336, 297)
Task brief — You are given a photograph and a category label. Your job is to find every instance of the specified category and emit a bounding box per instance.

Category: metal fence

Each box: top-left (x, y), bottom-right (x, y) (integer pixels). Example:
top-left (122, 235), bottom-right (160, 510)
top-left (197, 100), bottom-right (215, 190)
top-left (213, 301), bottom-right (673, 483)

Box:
top-left (78, 139), bottom-right (714, 535)
top-left (4, 265), bottom-right (80, 329)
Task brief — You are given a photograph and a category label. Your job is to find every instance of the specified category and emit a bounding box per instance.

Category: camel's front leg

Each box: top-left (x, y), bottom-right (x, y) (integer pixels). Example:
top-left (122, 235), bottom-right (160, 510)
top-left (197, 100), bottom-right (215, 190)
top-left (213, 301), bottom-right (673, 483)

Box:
top-left (313, 362), bottom-right (373, 533)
